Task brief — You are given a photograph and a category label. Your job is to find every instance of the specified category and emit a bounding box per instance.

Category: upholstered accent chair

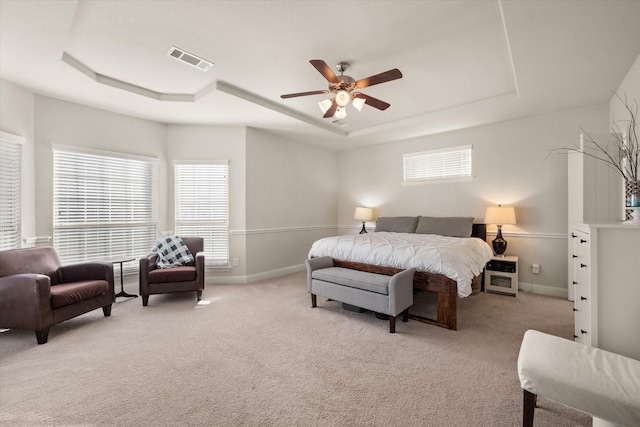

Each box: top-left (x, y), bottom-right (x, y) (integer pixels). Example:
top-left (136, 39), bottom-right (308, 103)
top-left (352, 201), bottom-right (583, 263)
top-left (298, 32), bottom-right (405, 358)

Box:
top-left (0, 246), bottom-right (115, 344)
top-left (139, 237), bottom-right (205, 306)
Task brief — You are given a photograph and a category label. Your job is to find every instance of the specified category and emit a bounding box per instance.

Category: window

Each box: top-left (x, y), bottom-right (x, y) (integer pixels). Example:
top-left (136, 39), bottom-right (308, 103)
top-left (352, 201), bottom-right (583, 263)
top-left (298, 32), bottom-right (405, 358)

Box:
top-left (403, 145), bottom-right (472, 183)
top-left (174, 161), bottom-right (229, 267)
top-left (0, 131), bottom-right (24, 249)
top-left (53, 147), bottom-right (158, 265)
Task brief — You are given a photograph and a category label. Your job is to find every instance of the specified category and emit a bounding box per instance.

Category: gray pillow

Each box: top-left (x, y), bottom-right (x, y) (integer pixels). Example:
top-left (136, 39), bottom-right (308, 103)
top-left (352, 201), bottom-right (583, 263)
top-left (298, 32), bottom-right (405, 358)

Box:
top-left (374, 217), bottom-right (419, 233)
top-left (415, 216), bottom-right (474, 238)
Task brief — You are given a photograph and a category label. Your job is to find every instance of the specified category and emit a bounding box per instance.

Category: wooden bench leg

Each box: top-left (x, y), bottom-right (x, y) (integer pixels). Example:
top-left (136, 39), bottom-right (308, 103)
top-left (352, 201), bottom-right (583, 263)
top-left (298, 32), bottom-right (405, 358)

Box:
top-left (523, 389), bottom-right (537, 427)
top-left (389, 316), bottom-right (396, 333)
top-left (311, 294), bottom-right (317, 308)
top-left (402, 308), bottom-right (409, 322)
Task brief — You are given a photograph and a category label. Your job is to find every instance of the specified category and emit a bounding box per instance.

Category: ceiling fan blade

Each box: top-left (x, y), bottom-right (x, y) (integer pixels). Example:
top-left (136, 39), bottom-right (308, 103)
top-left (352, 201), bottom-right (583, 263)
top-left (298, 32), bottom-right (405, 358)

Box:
top-left (355, 68), bottom-right (403, 89)
top-left (310, 59), bottom-right (340, 83)
top-left (323, 99), bottom-right (338, 118)
top-left (354, 93), bottom-right (390, 110)
top-left (280, 90), bottom-right (327, 99)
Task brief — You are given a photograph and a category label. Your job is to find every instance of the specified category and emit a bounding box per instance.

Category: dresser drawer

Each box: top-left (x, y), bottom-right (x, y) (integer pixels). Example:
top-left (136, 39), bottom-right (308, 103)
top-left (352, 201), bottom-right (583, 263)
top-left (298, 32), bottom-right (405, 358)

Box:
top-left (574, 311), bottom-right (591, 345)
top-left (574, 292), bottom-right (591, 319)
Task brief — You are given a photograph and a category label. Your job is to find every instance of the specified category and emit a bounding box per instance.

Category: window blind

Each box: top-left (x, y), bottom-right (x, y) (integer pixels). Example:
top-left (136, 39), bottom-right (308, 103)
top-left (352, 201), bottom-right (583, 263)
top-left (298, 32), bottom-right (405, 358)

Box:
top-left (53, 148), bottom-right (158, 266)
top-left (174, 161), bottom-right (229, 266)
top-left (403, 145), bottom-right (472, 183)
top-left (0, 131), bottom-right (24, 249)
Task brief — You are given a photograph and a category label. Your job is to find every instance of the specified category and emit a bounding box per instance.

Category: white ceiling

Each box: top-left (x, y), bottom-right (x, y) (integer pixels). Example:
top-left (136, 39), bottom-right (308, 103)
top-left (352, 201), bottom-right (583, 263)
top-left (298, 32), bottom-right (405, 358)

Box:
top-left (1, 0), bottom-right (639, 151)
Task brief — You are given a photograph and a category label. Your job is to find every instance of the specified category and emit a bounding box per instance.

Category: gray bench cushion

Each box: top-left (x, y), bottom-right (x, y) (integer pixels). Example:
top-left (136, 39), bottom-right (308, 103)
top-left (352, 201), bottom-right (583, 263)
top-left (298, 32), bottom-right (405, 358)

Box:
top-left (312, 267), bottom-right (390, 295)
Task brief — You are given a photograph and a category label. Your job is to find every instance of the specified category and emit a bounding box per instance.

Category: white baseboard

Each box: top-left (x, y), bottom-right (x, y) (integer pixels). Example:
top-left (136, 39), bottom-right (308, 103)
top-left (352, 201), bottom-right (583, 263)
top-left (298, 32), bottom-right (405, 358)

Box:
top-left (519, 281), bottom-right (568, 298)
top-left (205, 264), bottom-right (306, 285)
top-left (245, 264), bottom-right (306, 283)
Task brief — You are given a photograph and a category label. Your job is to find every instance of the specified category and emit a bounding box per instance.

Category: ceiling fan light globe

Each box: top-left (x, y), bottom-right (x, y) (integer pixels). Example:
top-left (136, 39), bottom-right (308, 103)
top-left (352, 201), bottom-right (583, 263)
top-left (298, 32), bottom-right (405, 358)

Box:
top-left (318, 99), bottom-right (333, 114)
top-left (335, 90), bottom-right (350, 107)
top-left (352, 97), bottom-right (365, 112)
top-left (335, 107), bottom-right (347, 119)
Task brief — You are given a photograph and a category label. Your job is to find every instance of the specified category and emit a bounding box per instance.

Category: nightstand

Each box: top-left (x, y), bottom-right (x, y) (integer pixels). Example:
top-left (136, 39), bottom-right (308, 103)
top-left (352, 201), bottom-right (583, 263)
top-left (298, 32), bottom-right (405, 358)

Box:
top-left (484, 255), bottom-right (518, 296)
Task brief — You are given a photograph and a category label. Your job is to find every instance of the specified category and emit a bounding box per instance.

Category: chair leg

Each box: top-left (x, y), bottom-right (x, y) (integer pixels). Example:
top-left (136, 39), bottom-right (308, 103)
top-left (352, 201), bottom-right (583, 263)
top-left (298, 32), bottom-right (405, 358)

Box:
top-left (102, 304), bottom-right (112, 317)
top-left (311, 294), bottom-right (317, 308)
top-left (196, 290), bottom-right (202, 301)
top-left (523, 389), bottom-right (537, 427)
top-left (389, 315), bottom-right (396, 333)
top-left (142, 295), bottom-right (149, 306)
top-left (35, 328), bottom-right (49, 345)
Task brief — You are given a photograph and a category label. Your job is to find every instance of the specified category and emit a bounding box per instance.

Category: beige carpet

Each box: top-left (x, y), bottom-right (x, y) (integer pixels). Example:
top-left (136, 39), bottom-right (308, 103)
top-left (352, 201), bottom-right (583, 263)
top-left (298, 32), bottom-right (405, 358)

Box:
top-left (0, 271), bottom-right (590, 427)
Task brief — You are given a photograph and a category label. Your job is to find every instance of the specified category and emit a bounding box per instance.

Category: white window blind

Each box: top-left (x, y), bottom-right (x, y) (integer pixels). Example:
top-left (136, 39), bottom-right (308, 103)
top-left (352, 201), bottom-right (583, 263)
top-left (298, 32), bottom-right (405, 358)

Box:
top-left (403, 145), bottom-right (472, 183)
top-left (174, 161), bottom-right (229, 266)
top-left (0, 131), bottom-right (24, 249)
top-left (53, 148), bottom-right (158, 265)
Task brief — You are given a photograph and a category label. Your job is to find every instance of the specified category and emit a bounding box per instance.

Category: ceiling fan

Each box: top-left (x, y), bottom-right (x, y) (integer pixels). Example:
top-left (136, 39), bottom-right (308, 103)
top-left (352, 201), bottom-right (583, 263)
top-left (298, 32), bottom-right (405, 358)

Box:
top-left (280, 60), bottom-right (403, 119)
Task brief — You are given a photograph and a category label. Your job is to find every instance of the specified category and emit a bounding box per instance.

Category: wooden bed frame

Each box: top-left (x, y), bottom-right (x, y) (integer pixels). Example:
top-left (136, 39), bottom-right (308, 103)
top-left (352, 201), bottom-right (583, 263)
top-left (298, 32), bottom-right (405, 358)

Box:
top-left (332, 224), bottom-right (487, 331)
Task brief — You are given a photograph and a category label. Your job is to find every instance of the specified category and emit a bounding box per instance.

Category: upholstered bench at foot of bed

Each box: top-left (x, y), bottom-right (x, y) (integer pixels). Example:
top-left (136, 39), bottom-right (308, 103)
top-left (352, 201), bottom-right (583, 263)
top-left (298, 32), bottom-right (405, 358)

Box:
top-left (517, 329), bottom-right (640, 427)
top-left (305, 256), bottom-right (415, 333)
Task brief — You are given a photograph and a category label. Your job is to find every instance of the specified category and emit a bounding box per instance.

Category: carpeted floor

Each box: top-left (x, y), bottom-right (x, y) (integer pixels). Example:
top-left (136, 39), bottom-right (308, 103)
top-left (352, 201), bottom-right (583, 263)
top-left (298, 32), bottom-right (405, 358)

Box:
top-left (0, 271), bottom-right (590, 426)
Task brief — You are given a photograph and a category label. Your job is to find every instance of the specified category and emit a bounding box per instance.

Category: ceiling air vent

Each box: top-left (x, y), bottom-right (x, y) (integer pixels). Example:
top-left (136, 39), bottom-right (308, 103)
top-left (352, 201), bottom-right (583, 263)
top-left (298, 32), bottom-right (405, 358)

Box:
top-left (331, 120), bottom-right (349, 127)
top-left (167, 46), bottom-right (213, 71)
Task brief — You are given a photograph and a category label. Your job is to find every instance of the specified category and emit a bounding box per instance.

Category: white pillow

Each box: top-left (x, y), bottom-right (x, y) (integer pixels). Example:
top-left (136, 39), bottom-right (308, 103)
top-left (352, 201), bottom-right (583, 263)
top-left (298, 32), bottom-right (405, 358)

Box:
top-left (152, 236), bottom-right (194, 269)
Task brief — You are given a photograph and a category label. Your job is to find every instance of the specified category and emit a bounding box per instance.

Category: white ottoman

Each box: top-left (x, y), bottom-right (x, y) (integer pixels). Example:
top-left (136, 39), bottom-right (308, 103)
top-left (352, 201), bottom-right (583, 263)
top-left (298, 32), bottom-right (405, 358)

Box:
top-left (517, 329), bottom-right (640, 427)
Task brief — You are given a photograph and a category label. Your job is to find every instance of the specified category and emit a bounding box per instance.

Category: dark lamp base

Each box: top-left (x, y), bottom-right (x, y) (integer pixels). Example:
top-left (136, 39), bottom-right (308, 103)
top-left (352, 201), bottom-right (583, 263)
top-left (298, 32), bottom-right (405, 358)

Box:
top-left (492, 226), bottom-right (507, 255)
top-left (359, 222), bottom-right (368, 234)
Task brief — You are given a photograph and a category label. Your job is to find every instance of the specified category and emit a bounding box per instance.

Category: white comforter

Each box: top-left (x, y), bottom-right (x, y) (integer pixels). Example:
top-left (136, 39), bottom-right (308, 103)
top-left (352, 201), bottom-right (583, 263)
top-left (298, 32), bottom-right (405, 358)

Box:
top-left (308, 232), bottom-right (494, 298)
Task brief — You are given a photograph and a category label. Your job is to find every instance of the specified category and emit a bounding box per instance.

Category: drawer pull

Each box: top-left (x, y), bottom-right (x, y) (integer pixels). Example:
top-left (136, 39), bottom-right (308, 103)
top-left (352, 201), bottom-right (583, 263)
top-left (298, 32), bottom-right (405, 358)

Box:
top-left (572, 255), bottom-right (578, 258)
top-left (574, 335), bottom-right (579, 339)
top-left (573, 308), bottom-right (578, 312)
top-left (580, 296), bottom-right (587, 301)
top-left (580, 263), bottom-right (587, 268)
top-left (572, 281), bottom-right (578, 285)
top-left (571, 233), bottom-right (577, 238)
top-left (581, 329), bottom-right (588, 334)
top-left (580, 239), bottom-right (587, 243)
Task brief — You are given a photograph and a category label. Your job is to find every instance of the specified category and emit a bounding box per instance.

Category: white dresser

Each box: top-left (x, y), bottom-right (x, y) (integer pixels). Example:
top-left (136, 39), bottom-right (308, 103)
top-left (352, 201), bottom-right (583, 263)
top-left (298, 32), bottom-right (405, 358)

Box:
top-left (571, 224), bottom-right (592, 345)
top-left (571, 222), bottom-right (640, 360)
top-left (567, 134), bottom-right (623, 301)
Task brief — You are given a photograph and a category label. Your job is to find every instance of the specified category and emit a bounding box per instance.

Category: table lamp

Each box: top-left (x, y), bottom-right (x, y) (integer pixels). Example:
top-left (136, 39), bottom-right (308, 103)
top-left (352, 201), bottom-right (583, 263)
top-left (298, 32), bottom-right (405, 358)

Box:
top-left (484, 205), bottom-right (516, 255)
top-left (354, 207), bottom-right (374, 234)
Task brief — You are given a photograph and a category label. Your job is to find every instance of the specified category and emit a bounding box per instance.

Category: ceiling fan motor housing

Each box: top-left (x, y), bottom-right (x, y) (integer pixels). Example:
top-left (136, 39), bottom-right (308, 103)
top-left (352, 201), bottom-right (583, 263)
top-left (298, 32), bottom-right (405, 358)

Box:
top-left (329, 75), bottom-right (356, 94)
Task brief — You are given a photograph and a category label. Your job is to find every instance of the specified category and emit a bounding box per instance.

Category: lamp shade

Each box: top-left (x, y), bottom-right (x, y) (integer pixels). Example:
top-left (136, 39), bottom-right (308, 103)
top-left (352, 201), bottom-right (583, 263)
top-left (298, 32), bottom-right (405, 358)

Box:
top-left (354, 207), bottom-right (374, 221)
top-left (352, 97), bottom-right (366, 112)
top-left (334, 107), bottom-right (347, 119)
top-left (335, 90), bottom-right (350, 107)
top-left (484, 205), bottom-right (516, 225)
top-left (318, 99), bottom-right (333, 114)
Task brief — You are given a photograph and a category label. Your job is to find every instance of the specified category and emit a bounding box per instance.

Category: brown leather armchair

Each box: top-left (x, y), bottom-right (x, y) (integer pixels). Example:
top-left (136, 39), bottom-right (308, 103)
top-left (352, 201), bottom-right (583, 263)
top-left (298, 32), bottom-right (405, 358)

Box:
top-left (0, 246), bottom-right (115, 344)
top-left (139, 237), bottom-right (205, 306)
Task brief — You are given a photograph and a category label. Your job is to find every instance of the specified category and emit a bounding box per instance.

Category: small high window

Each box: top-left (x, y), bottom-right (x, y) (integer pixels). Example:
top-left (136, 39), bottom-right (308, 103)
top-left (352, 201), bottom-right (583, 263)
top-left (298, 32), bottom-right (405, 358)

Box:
top-left (403, 145), bottom-right (472, 183)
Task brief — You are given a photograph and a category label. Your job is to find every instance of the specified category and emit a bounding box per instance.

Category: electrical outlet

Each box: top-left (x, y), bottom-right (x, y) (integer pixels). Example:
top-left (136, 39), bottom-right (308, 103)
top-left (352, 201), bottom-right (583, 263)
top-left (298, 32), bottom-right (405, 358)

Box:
top-left (232, 258), bottom-right (239, 266)
top-left (532, 264), bottom-right (540, 274)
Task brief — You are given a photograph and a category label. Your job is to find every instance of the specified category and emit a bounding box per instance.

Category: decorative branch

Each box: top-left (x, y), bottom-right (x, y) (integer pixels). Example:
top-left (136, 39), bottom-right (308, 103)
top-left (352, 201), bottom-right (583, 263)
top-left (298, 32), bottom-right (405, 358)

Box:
top-left (547, 92), bottom-right (639, 183)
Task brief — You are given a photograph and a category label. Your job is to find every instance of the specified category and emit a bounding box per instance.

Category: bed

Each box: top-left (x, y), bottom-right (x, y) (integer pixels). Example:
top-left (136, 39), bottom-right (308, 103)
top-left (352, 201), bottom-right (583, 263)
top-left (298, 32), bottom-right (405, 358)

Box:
top-left (308, 216), bottom-right (493, 330)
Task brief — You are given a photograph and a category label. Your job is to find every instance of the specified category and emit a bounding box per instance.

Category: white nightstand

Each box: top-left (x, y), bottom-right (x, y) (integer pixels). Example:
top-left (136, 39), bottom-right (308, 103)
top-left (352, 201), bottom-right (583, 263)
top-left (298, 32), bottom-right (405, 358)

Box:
top-left (484, 255), bottom-right (518, 297)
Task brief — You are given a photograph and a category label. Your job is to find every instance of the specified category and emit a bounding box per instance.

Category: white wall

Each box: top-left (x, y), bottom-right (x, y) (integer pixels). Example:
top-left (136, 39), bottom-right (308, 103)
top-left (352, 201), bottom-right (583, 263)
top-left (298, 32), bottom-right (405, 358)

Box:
top-left (33, 95), bottom-right (169, 237)
top-left (0, 79), bottom-right (36, 241)
top-left (337, 103), bottom-right (609, 295)
top-left (610, 54), bottom-right (640, 124)
top-left (244, 128), bottom-right (338, 279)
top-left (167, 124), bottom-right (248, 279)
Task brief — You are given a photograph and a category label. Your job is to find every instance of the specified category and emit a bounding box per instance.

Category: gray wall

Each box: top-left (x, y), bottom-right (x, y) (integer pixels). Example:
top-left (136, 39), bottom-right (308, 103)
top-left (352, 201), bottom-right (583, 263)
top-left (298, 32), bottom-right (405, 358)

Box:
top-left (244, 128), bottom-right (338, 279)
top-left (336, 103), bottom-right (610, 296)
